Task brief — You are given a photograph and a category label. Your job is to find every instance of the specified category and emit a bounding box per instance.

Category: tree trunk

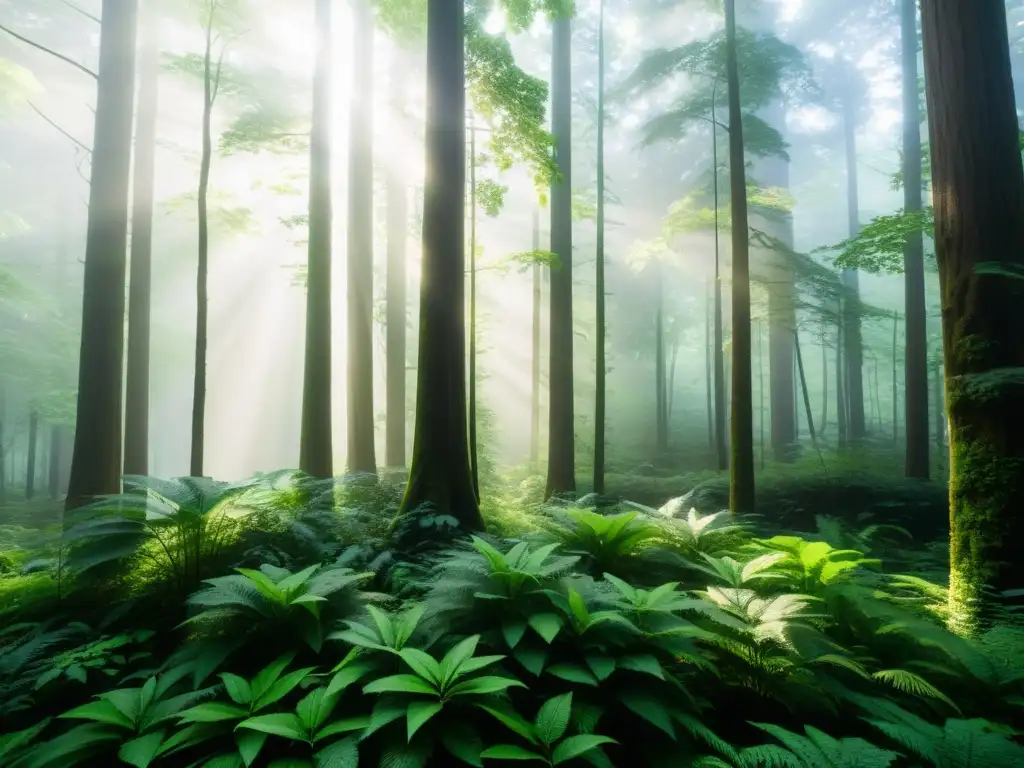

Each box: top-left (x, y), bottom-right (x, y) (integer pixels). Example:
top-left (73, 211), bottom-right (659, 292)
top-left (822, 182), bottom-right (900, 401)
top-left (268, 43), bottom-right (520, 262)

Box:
top-left (300, 0), bottom-right (335, 479)
top-left (724, 0), bottom-right (755, 514)
top-left (921, 0), bottom-right (1024, 623)
top-left (468, 116), bottom-right (480, 498)
top-left (398, 0), bottom-right (481, 528)
top-left (892, 311), bottom-right (899, 444)
top-left (48, 425), bottom-right (61, 499)
top-left (836, 306), bottom-right (848, 448)
top-left (66, 0), bottom-right (138, 511)
top-left (841, 86), bottom-right (866, 441)
top-left (25, 411), bottom-right (38, 500)
top-left (347, 0), bottom-right (377, 474)
top-left (758, 320), bottom-right (765, 469)
top-left (545, 14), bottom-right (575, 498)
top-left (705, 279), bottom-right (714, 448)
top-left (385, 50), bottom-right (408, 469)
top-left (654, 274), bottom-right (668, 454)
top-left (530, 209), bottom-right (541, 471)
top-left (902, 0), bottom-right (930, 478)
top-left (711, 101), bottom-right (727, 471)
top-left (0, 384), bottom-right (6, 505)
top-left (820, 321), bottom-right (828, 435)
top-left (593, 0), bottom-right (606, 495)
top-left (190, 10), bottom-right (220, 478)
top-left (123, 0), bottom-right (158, 477)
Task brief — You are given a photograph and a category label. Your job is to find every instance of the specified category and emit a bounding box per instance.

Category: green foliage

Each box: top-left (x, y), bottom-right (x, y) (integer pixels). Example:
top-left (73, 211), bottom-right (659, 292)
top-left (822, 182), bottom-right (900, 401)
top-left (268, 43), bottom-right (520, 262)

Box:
top-left (825, 208), bottom-right (935, 275)
top-left (475, 179), bottom-right (508, 217)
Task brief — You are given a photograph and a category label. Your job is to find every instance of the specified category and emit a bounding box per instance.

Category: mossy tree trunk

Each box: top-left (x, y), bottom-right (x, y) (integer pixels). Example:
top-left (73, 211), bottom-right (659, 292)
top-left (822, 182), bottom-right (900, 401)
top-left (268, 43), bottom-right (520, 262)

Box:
top-left (902, 0), bottom-right (930, 478)
top-left (545, 14), bottom-right (575, 498)
top-left (398, 0), bottom-right (482, 529)
top-left (124, 0), bottom-right (158, 477)
top-left (300, 0), bottom-right (335, 479)
top-left (66, 0), bottom-right (138, 511)
top-left (385, 50), bottom-right (408, 470)
top-left (921, 0), bottom-right (1024, 624)
top-left (347, 0), bottom-right (377, 474)
top-left (724, 0), bottom-right (755, 514)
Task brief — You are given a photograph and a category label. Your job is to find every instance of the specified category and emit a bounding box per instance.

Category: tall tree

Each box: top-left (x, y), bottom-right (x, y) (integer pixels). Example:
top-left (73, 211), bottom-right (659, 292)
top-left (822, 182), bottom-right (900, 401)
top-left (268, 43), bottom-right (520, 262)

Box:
top-left (25, 410), bottom-right (38, 499)
top-left (545, 12), bottom-right (575, 498)
top-left (902, 0), bottom-right (929, 478)
top-left (530, 208), bottom-right (542, 472)
top-left (593, 0), bottom-right (607, 495)
top-left (347, 0), bottom-right (377, 474)
top-left (920, 0), bottom-right (1024, 625)
top-left (300, 0), bottom-right (335, 478)
top-left (124, 0), bottom-right (159, 477)
top-left (66, 0), bottom-right (138, 511)
top-left (725, 0), bottom-right (755, 514)
top-left (385, 50), bottom-right (408, 469)
top-left (398, 0), bottom-right (481, 527)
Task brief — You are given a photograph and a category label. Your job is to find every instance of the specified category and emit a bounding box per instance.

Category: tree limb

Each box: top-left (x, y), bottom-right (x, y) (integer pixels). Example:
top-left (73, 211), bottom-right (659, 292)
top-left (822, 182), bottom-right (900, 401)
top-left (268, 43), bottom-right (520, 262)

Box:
top-left (26, 100), bottom-right (92, 154)
top-left (55, 0), bottom-right (100, 24)
top-left (0, 22), bottom-right (98, 80)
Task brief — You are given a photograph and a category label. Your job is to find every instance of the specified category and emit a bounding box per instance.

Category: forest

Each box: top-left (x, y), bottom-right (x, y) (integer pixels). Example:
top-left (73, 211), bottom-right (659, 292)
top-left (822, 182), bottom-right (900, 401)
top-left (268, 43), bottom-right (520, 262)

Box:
top-left (1, 0), bottom-right (1023, 765)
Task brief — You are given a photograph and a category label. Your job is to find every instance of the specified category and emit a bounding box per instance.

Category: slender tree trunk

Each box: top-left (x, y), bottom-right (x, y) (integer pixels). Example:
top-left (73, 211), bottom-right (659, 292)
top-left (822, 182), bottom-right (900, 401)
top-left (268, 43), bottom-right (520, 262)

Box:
top-left (892, 310), bottom-right (899, 444)
top-left (385, 51), bottom-right (408, 469)
top-left (921, 0), bottom-right (1024, 623)
top-left (725, 0), bottom-right (755, 514)
top-left (190, 10), bottom-right (221, 478)
top-left (654, 273), bottom-right (668, 454)
top-left (468, 114), bottom-right (479, 499)
top-left (530, 209), bottom-right (541, 471)
top-left (931, 351), bottom-right (944, 462)
top-left (65, 0), bottom-right (138, 511)
top-left (25, 411), bottom-right (38, 500)
top-left (593, 0), bottom-right (606, 494)
top-left (0, 385), bottom-right (6, 505)
top-left (124, 0), bottom-right (158, 477)
top-left (398, 0), bottom-right (481, 527)
top-left (711, 99), bottom-right (727, 470)
top-left (347, 0), bottom-right (377, 474)
top-left (545, 14), bottom-right (575, 498)
top-left (705, 278), bottom-right (714, 448)
top-left (300, 0), bottom-right (335, 478)
top-left (758, 320), bottom-right (765, 470)
top-left (836, 306), bottom-right (848, 448)
top-left (820, 321), bottom-right (829, 435)
top-left (794, 332), bottom-right (817, 446)
top-left (48, 425), bottom-right (60, 499)
top-left (841, 86), bottom-right (866, 441)
top-left (902, 0), bottom-right (930, 478)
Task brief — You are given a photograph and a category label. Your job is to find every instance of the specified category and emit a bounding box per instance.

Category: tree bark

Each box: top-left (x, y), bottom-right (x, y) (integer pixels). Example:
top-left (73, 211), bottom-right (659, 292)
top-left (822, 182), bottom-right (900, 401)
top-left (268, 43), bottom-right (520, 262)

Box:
top-left (593, 0), bottom-right (606, 494)
top-left (300, 0), bottom-right (335, 479)
top-left (654, 272), bottom-right (668, 454)
top-left (48, 425), bottom-right (61, 499)
top-left (921, 0), bottom-right (1024, 623)
top-left (398, 0), bottom-right (481, 528)
top-left (841, 84), bottom-right (866, 441)
top-left (725, 0), bottom-right (755, 514)
top-left (124, 0), bottom-right (158, 477)
top-left (902, 0), bottom-right (930, 478)
top-left (836, 305), bottom-right (848, 448)
top-left (25, 411), bottom-right (38, 500)
top-left (530, 210), bottom-right (542, 471)
top-left (711, 99), bottom-right (727, 470)
top-left (468, 116), bottom-right (479, 499)
top-left (347, 0), bottom-right (377, 474)
top-left (385, 50), bottom-right (408, 469)
top-left (545, 14), bottom-right (575, 498)
top-left (66, 0), bottom-right (138, 511)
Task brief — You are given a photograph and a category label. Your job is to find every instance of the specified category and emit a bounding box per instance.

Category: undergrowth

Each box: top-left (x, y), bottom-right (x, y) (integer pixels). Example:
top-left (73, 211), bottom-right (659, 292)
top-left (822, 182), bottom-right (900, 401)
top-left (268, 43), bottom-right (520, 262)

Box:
top-left (0, 469), bottom-right (1019, 767)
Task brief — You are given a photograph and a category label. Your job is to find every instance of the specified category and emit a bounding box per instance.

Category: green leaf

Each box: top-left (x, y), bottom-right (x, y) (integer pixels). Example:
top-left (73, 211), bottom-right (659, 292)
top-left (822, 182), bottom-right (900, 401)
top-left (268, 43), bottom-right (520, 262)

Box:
top-left (315, 716), bottom-right (370, 741)
top-left (361, 700), bottom-right (405, 739)
top-left (480, 744), bottom-right (548, 761)
top-left (255, 667), bottom-right (317, 711)
top-left (118, 730), bottom-right (166, 768)
top-left (34, 667), bottom-right (63, 690)
top-left (0, 718), bottom-right (50, 758)
top-left (365, 605), bottom-right (397, 647)
top-left (503, 619), bottom-right (528, 649)
top-left (453, 654), bottom-right (506, 677)
top-left (447, 675), bottom-right (526, 697)
top-left (236, 713), bottom-right (308, 741)
top-left (65, 664), bottom-right (88, 684)
top-left (584, 653), bottom-right (616, 682)
top-left (314, 736), bottom-right (359, 768)
top-left (237, 730), bottom-right (268, 767)
top-left (363, 674), bottom-right (438, 696)
top-left (178, 701), bottom-right (249, 723)
top-left (546, 664), bottom-right (598, 686)
top-left (528, 613), bottom-right (563, 644)
top-left (297, 688), bottom-right (338, 733)
top-left (534, 692), bottom-right (573, 745)
top-left (250, 654), bottom-right (296, 701)
top-left (440, 721), bottom-right (485, 767)
top-left (406, 700), bottom-right (443, 741)
top-left (514, 646), bottom-right (548, 676)
top-left (440, 635), bottom-right (481, 685)
top-left (325, 662), bottom-right (374, 698)
top-left (478, 703), bottom-right (539, 744)
top-left (552, 735), bottom-right (617, 765)
top-left (398, 647), bottom-right (443, 685)
top-left (621, 693), bottom-right (676, 739)
top-left (59, 699), bottom-right (135, 730)
top-left (618, 654), bottom-right (665, 680)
